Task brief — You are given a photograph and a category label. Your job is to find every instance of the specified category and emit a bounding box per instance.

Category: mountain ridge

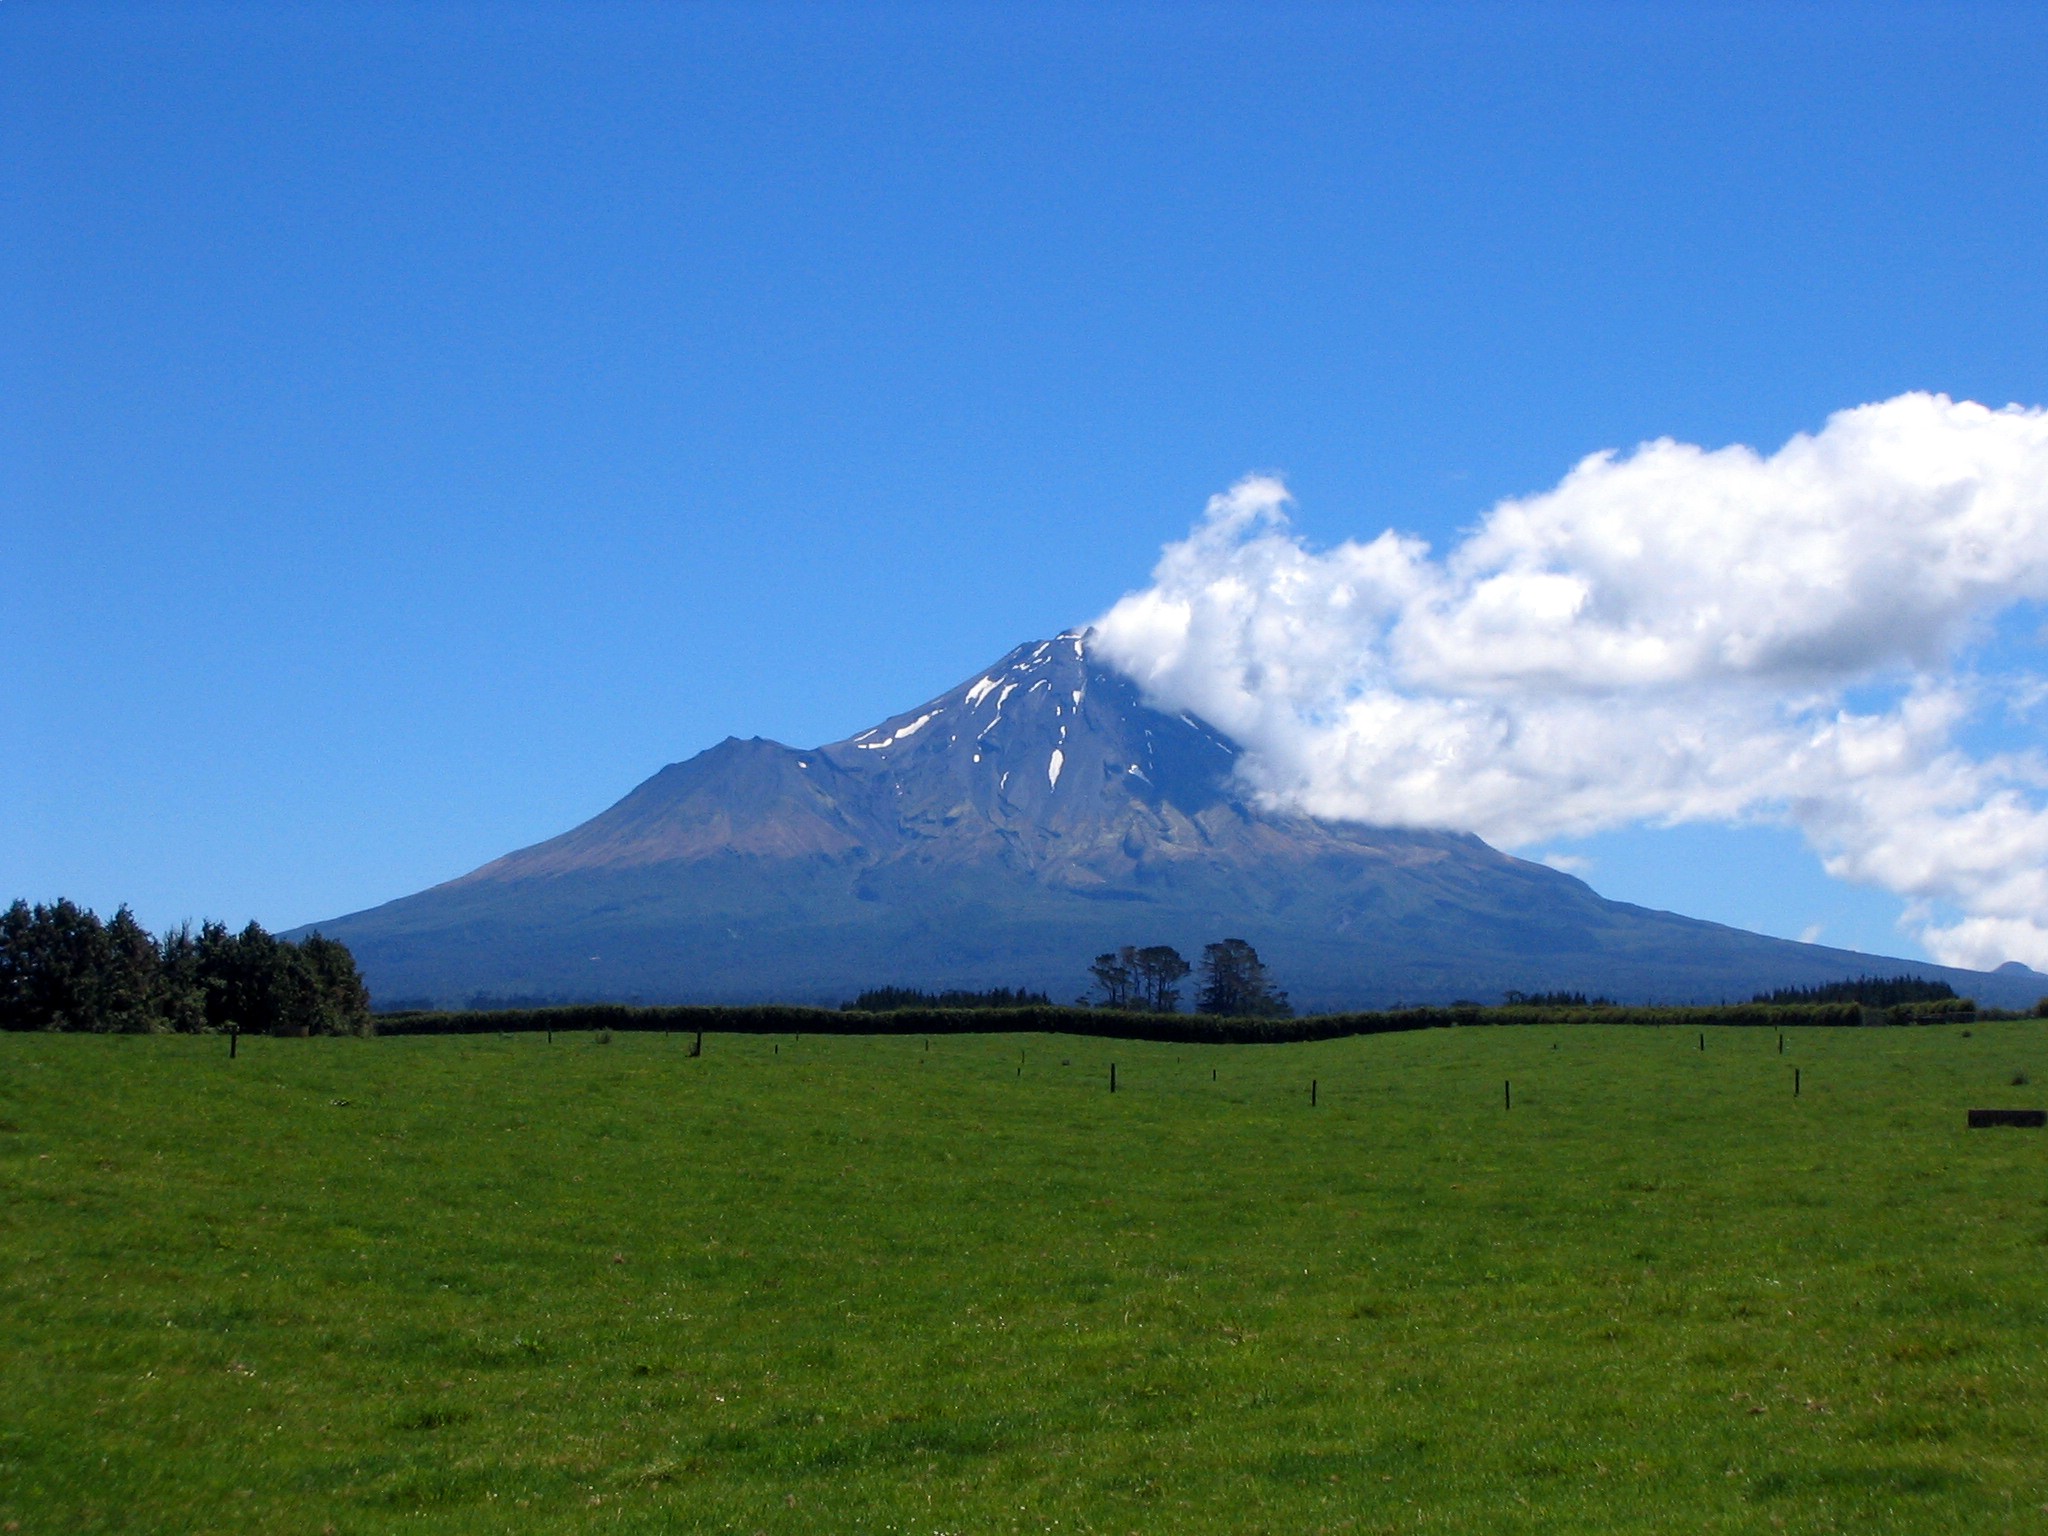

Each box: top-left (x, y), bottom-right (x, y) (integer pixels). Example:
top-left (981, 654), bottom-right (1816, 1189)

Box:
top-left (297, 631), bottom-right (2048, 1011)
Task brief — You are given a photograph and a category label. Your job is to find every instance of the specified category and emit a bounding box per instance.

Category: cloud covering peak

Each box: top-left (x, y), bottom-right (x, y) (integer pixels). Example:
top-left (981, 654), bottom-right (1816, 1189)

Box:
top-left (1093, 394), bottom-right (2048, 970)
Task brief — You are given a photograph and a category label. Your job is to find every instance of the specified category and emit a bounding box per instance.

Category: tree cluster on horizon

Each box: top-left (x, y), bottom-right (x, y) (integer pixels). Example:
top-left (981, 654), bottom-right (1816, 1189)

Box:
top-left (1088, 940), bottom-right (1291, 1017)
top-left (0, 899), bottom-right (372, 1035)
top-left (1752, 974), bottom-right (1957, 1008)
top-left (844, 985), bottom-right (1053, 1012)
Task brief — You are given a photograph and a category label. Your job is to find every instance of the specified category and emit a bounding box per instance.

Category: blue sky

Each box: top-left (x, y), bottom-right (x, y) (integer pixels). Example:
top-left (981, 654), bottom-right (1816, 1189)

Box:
top-left (6, 3), bottom-right (2048, 958)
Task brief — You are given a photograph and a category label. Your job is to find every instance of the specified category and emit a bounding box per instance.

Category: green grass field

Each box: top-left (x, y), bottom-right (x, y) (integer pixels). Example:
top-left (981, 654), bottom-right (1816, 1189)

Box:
top-left (4, 1023), bottom-right (2046, 1533)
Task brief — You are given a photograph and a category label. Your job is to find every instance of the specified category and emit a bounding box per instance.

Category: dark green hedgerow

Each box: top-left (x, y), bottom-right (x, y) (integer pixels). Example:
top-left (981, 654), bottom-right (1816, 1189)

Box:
top-left (372, 998), bottom-right (1886, 1041)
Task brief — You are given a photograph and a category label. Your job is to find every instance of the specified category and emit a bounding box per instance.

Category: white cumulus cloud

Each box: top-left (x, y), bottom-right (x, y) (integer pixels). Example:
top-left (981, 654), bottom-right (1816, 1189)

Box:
top-left (1093, 393), bottom-right (2048, 970)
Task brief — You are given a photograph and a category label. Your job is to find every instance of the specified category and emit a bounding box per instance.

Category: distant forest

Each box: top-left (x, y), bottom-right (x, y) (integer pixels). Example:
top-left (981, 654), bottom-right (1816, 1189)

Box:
top-left (0, 899), bottom-right (371, 1035)
top-left (1753, 974), bottom-right (1957, 1007)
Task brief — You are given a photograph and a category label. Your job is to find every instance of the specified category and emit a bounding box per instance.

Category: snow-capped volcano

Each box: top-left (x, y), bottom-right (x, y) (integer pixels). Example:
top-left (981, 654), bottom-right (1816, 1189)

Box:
top-left (300, 631), bottom-right (2044, 1010)
top-left (455, 629), bottom-right (1245, 885)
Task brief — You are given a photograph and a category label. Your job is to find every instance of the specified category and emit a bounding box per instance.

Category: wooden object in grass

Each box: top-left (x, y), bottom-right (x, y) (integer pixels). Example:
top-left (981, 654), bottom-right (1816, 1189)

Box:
top-left (1967, 1108), bottom-right (2046, 1128)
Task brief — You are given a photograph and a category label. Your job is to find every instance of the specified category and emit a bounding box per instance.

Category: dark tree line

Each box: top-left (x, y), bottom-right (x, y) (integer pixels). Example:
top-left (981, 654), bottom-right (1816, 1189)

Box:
top-left (1088, 940), bottom-right (1291, 1017)
top-left (844, 986), bottom-right (1053, 1012)
top-left (0, 899), bottom-right (371, 1035)
top-left (1753, 974), bottom-right (1955, 1007)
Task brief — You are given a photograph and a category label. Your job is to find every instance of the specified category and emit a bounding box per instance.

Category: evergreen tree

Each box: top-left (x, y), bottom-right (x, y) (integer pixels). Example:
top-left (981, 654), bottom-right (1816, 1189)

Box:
top-left (0, 899), bottom-right (114, 1031)
top-left (198, 921), bottom-right (312, 1034)
top-left (1753, 974), bottom-right (1957, 1007)
top-left (298, 932), bottom-right (373, 1034)
top-left (0, 900), bottom-right (373, 1033)
top-left (1129, 944), bottom-right (1191, 1013)
top-left (156, 923), bottom-right (209, 1034)
top-left (1196, 938), bottom-right (1291, 1017)
top-left (1088, 949), bottom-right (1136, 1009)
top-left (100, 906), bottom-right (165, 1033)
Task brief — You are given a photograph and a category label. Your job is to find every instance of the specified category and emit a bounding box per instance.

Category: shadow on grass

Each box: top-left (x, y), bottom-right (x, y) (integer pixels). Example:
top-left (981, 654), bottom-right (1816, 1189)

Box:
top-left (1748, 1462), bottom-right (1972, 1500)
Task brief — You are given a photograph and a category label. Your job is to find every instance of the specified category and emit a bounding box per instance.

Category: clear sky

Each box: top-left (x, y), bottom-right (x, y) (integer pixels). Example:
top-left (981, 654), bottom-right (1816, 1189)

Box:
top-left (7, 3), bottom-right (2048, 961)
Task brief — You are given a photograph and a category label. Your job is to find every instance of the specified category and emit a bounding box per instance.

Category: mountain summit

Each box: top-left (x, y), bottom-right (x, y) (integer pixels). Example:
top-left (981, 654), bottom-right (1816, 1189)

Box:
top-left (304, 632), bottom-right (2043, 1010)
top-left (457, 630), bottom-right (1242, 885)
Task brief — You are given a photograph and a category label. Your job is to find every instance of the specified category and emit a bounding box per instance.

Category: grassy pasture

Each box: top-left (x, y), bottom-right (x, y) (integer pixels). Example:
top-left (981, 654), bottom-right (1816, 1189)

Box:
top-left (3, 1023), bottom-right (2046, 1533)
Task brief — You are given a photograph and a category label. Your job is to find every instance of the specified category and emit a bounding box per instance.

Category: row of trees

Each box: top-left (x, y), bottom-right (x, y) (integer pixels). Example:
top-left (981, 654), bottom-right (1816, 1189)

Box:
top-left (1088, 939), bottom-right (1291, 1017)
top-left (845, 986), bottom-right (1053, 1012)
top-left (0, 899), bottom-right (371, 1035)
top-left (1755, 974), bottom-right (1956, 1007)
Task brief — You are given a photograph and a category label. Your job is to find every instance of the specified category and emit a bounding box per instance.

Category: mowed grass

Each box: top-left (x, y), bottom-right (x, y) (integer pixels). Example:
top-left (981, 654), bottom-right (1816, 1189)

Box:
top-left (3, 1024), bottom-right (2047, 1534)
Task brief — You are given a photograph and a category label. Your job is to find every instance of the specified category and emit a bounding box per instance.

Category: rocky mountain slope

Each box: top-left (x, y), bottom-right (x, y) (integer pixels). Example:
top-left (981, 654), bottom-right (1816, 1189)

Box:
top-left (301, 631), bottom-right (2048, 1010)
